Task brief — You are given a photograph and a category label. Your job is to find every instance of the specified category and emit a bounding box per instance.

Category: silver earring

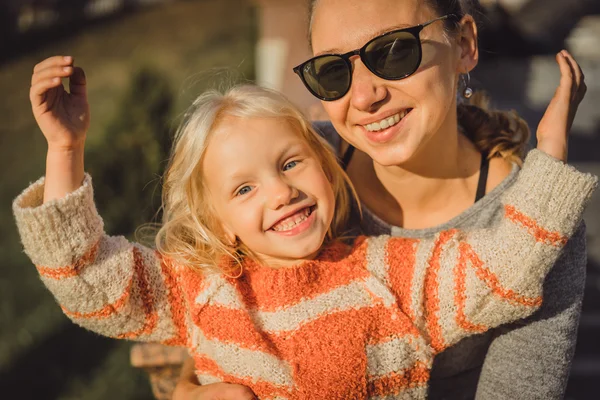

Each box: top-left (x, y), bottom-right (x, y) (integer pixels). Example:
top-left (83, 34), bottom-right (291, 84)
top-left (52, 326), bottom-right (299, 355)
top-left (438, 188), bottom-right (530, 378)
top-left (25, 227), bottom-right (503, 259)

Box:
top-left (463, 72), bottom-right (473, 99)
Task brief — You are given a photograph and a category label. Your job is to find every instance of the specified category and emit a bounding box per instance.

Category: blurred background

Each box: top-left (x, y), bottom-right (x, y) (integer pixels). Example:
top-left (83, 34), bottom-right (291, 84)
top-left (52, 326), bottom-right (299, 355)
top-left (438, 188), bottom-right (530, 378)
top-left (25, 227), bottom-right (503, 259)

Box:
top-left (0, 0), bottom-right (598, 399)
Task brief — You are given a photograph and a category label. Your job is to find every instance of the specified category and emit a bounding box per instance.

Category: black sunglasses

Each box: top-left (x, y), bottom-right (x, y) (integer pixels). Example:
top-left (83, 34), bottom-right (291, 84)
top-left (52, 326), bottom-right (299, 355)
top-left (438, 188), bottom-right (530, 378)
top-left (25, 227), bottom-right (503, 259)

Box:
top-left (293, 14), bottom-right (455, 101)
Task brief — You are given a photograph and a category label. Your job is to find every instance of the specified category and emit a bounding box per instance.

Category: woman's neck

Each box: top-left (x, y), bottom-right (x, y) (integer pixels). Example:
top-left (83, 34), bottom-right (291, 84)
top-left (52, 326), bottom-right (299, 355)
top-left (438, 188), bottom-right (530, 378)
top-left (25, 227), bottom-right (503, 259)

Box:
top-left (348, 129), bottom-right (484, 229)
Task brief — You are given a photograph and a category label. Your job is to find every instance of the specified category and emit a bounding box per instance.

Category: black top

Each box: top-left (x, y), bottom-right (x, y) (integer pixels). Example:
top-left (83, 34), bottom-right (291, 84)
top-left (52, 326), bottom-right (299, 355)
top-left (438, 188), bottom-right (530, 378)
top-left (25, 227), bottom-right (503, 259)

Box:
top-left (475, 153), bottom-right (490, 203)
top-left (340, 144), bottom-right (489, 204)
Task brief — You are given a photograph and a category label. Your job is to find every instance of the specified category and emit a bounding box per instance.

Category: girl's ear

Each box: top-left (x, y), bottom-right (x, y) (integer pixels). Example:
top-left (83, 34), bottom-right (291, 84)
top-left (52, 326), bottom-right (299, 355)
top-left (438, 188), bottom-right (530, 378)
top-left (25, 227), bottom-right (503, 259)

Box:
top-left (222, 224), bottom-right (238, 247)
top-left (456, 14), bottom-right (479, 73)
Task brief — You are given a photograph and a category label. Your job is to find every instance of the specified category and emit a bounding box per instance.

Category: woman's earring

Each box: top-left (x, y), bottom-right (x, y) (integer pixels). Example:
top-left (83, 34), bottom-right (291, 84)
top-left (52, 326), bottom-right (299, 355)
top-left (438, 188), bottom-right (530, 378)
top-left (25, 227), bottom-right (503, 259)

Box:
top-left (463, 72), bottom-right (473, 99)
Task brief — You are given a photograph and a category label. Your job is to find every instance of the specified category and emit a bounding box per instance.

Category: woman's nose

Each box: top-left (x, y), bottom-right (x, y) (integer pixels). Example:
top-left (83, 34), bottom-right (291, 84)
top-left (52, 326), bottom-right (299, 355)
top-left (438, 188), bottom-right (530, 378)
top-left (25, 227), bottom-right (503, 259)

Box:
top-left (349, 59), bottom-right (388, 112)
top-left (266, 178), bottom-right (299, 210)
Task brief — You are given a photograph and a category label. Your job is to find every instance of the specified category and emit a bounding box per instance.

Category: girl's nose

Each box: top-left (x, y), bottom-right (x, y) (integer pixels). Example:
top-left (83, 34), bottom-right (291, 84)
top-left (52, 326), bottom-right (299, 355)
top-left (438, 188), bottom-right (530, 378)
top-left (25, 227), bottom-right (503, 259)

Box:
top-left (266, 178), bottom-right (299, 210)
top-left (349, 59), bottom-right (388, 112)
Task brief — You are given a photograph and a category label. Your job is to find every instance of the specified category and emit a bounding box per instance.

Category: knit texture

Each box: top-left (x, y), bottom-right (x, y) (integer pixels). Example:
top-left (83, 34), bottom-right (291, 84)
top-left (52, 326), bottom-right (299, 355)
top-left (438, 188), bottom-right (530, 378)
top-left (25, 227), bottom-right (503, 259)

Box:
top-left (314, 121), bottom-right (593, 400)
top-left (13, 150), bottom-right (597, 400)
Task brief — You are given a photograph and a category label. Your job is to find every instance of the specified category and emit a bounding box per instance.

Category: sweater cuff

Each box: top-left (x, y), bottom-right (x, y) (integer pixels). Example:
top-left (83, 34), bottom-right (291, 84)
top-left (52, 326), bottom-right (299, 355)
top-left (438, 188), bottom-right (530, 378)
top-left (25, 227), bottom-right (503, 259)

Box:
top-left (12, 173), bottom-right (104, 267)
top-left (504, 149), bottom-right (598, 236)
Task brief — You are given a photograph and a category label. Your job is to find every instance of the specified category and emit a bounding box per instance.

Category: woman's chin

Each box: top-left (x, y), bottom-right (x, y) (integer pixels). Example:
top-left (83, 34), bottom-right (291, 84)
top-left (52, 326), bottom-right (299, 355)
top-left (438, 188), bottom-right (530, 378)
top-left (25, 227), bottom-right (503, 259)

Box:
top-left (365, 143), bottom-right (417, 167)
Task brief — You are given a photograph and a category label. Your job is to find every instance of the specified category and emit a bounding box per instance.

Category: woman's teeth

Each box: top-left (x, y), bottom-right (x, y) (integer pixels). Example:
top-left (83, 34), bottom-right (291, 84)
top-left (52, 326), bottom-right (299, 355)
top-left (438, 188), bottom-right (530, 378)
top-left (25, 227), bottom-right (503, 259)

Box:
top-left (363, 110), bottom-right (409, 132)
top-left (271, 207), bottom-right (312, 232)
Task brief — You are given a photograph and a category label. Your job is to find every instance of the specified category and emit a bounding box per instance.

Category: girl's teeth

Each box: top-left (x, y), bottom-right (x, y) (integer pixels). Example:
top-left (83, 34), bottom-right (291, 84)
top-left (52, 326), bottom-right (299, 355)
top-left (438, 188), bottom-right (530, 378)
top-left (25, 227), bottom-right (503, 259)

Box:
top-left (364, 111), bottom-right (408, 132)
top-left (272, 207), bottom-right (311, 232)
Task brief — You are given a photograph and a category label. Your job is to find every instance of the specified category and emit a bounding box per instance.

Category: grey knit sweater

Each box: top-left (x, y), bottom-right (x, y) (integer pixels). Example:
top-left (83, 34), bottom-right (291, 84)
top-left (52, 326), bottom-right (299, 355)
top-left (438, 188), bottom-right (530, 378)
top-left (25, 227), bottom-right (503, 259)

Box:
top-left (314, 121), bottom-right (589, 400)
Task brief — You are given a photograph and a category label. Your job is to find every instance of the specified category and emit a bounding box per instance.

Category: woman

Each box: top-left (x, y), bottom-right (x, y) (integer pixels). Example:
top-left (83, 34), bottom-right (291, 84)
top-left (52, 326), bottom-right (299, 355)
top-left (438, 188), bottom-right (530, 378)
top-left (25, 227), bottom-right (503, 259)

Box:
top-left (173, 0), bottom-right (587, 399)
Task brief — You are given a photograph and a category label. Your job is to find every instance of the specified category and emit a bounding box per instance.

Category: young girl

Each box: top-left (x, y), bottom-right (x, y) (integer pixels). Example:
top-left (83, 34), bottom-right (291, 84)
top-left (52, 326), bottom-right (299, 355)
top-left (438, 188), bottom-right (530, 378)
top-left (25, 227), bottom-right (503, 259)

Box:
top-left (15, 56), bottom-right (596, 400)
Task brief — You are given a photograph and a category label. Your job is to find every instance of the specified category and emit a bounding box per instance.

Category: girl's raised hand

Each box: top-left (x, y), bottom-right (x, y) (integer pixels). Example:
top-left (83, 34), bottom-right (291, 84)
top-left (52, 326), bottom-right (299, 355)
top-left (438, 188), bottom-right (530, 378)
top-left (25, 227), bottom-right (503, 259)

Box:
top-left (30, 56), bottom-right (90, 151)
top-left (536, 50), bottom-right (587, 162)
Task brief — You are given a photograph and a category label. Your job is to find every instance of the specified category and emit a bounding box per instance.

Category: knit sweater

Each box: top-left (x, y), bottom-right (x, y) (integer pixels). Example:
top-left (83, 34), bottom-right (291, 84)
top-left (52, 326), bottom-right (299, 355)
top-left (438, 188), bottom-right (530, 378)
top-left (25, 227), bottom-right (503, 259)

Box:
top-left (314, 121), bottom-right (592, 400)
top-left (13, 150), bottom-right (597, 400)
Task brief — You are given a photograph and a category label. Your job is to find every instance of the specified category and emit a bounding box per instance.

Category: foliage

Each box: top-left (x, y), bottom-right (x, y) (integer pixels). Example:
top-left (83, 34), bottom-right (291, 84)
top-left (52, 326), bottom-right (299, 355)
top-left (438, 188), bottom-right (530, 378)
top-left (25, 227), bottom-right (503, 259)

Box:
top-left (88, 66), bottom-right (174, 237)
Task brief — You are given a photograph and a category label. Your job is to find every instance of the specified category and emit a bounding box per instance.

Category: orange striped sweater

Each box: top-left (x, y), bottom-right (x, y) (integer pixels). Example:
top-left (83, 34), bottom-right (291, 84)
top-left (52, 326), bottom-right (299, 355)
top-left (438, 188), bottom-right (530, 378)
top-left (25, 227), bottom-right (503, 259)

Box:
top-left (13, 150), bottom-right (597, 399)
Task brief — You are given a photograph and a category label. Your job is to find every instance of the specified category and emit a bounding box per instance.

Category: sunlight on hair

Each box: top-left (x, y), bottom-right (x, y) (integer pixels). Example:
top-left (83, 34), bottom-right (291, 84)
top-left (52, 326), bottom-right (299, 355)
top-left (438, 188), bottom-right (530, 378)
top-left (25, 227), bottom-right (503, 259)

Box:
top-left (155, 84), bottom-right (358, 276)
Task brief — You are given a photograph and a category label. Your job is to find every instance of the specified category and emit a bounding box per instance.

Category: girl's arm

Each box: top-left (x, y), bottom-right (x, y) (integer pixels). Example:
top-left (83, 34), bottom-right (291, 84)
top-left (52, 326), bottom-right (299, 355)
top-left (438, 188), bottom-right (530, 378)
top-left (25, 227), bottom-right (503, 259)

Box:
top-left (14, 56), bottom-right (190, 346)
top-left (376, 149), bottom-right (596, 354)
top-left (14, 167), bottom-right (191, 347)
top-left (29, 56), bottom-right (88, 201)
top-left (372, 51), bottom-right (595, 354)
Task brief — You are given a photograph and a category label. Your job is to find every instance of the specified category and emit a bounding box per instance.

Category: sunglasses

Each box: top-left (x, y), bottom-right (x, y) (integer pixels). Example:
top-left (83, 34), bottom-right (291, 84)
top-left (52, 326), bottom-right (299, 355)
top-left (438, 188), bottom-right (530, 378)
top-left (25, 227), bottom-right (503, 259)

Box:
top-left (293, 14), bottom-right (455, 101)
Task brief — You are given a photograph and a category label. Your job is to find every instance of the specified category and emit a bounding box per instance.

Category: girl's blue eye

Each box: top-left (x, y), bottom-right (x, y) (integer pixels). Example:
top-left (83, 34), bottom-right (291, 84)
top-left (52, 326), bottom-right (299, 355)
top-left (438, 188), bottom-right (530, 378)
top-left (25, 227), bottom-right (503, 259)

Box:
top-left (283, 160), bottom-right (298, 171)
top-left (236, 186), bottom-right (252, 196)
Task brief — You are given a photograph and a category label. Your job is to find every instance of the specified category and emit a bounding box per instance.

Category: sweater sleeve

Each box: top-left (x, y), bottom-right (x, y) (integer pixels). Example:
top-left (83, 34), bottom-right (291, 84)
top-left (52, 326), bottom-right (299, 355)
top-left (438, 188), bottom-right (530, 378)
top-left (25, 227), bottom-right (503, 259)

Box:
top-left (474, 221), bottom-right (586, 400)
top-left (13, 174), bottom-right (190, 347)
top-left (373, 149), bottom-right (597, 354)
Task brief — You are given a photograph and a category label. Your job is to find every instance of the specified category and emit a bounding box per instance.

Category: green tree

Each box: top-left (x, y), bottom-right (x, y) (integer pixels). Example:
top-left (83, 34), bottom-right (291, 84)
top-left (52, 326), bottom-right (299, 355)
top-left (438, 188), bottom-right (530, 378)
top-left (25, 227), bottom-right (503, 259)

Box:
top-left (88, 66), bottom-right (173, 236)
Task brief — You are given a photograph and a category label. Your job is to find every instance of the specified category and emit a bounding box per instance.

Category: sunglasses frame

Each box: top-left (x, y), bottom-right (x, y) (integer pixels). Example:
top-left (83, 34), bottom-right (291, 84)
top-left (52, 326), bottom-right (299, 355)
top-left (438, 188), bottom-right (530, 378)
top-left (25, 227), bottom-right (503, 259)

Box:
top-left (293, 14), bottom-right (455, 101)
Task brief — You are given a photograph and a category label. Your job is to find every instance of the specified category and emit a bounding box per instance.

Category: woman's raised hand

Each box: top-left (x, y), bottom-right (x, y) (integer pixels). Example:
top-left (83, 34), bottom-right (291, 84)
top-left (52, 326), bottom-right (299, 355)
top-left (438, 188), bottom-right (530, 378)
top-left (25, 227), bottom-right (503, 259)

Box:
top-left (536, 50), bottom-right (587, 162)
top-left (30, 56), bottom-right (90, 151)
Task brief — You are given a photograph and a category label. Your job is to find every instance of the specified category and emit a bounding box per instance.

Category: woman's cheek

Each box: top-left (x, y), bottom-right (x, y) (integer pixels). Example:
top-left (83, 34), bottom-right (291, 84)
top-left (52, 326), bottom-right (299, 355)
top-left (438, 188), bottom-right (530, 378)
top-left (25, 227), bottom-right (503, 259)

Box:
top-left (323, 101), bottom-right (349, 131)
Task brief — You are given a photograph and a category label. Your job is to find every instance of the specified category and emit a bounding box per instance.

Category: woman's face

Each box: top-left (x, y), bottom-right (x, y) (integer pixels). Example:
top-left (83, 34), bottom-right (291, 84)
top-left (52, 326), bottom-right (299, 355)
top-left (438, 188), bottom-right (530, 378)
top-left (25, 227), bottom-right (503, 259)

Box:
top-left (311, 0), bottom-right (469, 167)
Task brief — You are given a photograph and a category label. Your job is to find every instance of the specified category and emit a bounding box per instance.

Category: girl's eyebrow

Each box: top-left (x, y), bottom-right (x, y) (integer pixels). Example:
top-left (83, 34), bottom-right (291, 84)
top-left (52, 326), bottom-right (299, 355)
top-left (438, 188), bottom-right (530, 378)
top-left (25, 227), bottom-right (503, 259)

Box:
top-left (223, 141), bottom-right (308, 193)
top-left (279, 141), bottom-right (307, 158)
top-left (223, 168), bottom-right (254, 193)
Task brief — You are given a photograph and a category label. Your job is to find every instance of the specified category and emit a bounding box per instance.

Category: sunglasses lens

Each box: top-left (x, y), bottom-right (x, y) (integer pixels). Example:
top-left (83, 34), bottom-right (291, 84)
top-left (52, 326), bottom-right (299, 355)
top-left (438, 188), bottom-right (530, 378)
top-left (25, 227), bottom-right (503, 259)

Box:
top-left (364, 31), bottom-right (420, 78)
top-left (301, 55), bottom-right (350, 100)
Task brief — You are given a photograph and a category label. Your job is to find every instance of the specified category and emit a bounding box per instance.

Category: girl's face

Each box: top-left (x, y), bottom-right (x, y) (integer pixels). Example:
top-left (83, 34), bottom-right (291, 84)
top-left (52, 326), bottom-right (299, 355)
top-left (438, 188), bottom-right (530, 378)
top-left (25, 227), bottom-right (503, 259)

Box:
top-left (202, 116), bottom-right (335, 267)
top-left (311, 0), bottom-right (467, 167)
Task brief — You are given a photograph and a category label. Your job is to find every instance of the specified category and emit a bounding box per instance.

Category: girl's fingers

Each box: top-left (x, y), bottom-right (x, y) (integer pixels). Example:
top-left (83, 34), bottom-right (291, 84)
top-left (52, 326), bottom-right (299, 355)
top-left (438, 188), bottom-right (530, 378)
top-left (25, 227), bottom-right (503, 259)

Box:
top-left (561, 50), bottom-right (586, 104)
top-left (69, 67), bottom-right (87, 95)
top-left (561, 50), bottom-right (584, 86)
top-left (29, 77), bottom-right (63, 107)
top-left (31, 65), bottom-right (73, 86)
top-left (33, 55), bottom-right (73, 74)
top-left (554, 52), bottom-right (574, 107)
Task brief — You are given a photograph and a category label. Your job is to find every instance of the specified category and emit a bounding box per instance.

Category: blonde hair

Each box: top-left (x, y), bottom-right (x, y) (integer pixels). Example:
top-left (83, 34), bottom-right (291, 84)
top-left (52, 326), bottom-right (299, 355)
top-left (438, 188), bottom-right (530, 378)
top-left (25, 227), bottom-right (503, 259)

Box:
top-left (155, 84), bottom-right (355, 275)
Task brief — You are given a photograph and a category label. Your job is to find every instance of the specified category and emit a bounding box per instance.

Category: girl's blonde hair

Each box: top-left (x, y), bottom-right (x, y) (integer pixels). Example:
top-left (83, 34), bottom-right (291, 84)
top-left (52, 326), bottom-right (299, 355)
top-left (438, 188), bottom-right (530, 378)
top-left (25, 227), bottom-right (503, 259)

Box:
top-left (155, 84), bottom-right (355, 275)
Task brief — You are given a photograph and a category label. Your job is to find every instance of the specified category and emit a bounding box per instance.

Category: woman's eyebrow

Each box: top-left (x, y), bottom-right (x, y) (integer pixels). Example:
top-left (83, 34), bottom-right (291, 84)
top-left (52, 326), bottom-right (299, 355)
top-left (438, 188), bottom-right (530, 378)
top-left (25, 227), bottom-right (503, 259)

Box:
top-left (314, 23), bottom-right (413, 56)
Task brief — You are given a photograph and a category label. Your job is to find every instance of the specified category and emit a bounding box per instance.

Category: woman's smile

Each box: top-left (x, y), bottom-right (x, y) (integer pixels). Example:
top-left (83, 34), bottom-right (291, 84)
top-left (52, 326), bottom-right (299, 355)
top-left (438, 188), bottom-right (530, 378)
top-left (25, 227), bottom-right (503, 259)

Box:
top-left (360, 108), bottom-right (414, 144)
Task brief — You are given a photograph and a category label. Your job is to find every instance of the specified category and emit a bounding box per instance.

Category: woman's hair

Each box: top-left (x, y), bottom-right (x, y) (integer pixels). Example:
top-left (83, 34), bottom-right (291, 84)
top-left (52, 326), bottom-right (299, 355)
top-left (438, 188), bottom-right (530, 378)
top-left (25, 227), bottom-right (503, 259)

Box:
top-left (307, 0), bottom-right (530, 164)
top-left (155, 84), bottom-right (355, 275)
